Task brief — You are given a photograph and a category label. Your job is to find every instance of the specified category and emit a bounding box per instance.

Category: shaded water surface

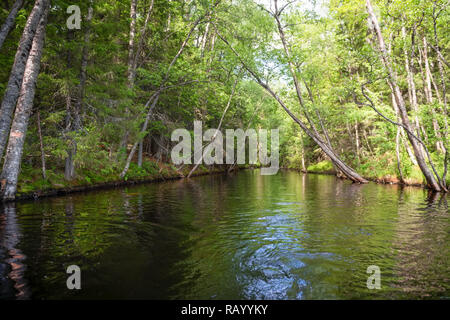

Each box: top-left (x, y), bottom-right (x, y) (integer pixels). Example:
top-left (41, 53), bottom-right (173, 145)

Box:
top-left (0, 170), bottom-right (449, 299)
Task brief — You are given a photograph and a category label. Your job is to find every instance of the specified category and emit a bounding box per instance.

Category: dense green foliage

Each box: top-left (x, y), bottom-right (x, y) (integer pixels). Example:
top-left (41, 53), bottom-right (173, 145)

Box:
top-left (0, 0), bottom-right (448, 195)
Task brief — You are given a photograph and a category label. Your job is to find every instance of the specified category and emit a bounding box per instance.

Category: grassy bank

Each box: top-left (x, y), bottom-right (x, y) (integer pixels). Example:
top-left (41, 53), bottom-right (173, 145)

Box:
top-left (295, 159), bottom-right (449, 189)
top-left (15, 159), bottom-right (235, 201)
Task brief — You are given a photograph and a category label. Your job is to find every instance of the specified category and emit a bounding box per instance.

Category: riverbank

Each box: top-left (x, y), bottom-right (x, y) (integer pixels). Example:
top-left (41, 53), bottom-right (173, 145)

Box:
top-left (292, 160), bottom-right (438, 190)
top-left (10, 158), bottom-right (449, 202)
top-left (13, 160), bottom-right (237, 202)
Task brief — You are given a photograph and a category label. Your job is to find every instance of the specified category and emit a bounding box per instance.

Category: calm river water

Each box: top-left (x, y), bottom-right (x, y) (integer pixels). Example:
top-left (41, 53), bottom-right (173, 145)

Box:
top-left (0, 170), bottom-right (449, 299)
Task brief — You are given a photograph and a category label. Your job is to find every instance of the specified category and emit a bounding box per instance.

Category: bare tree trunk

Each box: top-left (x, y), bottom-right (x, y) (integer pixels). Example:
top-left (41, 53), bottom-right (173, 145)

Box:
top-left (401, 26), bottom-right (421, 138)
top-left (416, 48), bottom-right (430, 144)
top-left (268, 1), bottom-right (367, 183)
top-left (127, 0), bottom-right (137, 87)
top-left (422, 36), bottom-right (444, 152)
top-left (366, 0), bottom-right (442, 191)
top-left (0, 0), bottom-right (47, 161)
top-left (1, 2), bottom-right (49, 201)
top-left (0, 0), bottom-right (24, 50)
top-left (432, 3), bottom-right (448, 186)
top-left (36, 111), bottom-right (46, 180)
top-left (200, 20), bottom-right (210, 57)
top-left (121, 0), bottom-right (138, 151)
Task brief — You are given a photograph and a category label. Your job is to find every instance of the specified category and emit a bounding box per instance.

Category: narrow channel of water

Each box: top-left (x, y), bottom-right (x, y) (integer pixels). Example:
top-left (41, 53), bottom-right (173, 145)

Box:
top-left (0, 170), bottom-right (449, 299)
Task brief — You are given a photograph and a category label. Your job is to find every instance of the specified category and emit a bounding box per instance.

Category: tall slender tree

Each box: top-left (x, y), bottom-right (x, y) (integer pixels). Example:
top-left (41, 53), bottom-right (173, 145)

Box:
top-left (1, 0), bottom-right (49, 201)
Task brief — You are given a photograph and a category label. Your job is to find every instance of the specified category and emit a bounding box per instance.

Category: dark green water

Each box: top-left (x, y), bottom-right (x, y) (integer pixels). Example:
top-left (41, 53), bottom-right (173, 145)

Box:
top-left (0, 170), bottom-right (449, 299)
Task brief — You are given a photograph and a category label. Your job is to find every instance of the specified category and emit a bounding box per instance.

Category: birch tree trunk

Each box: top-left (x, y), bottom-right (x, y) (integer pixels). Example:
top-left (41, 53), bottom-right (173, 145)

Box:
top-left (200, 20), bottom-right (210, 57)
top-left (416, 44), bottom-right (430, 143)
top-left (270, 1), bottom-right (367, 183)
top-left (0, 0), bottom-right (47, 161)
top-left (401, 26), bottom-right (421, 137)
top-left (422, 36), bottom-right (444, 152)
top-left (121, 0), bottom-right (138, 151)
top-left (432, 5), bottom-right (448, 186)
top-left (0, 0), bottom-right (24, 50)
top-left (127, 0), bottom-right (137, 87)
top-left (300, 133), bottom-right (306, 172)
top-left (1, 2), bottom-right (49, 201)
top-left (366, 0), bottom-right (441, 191)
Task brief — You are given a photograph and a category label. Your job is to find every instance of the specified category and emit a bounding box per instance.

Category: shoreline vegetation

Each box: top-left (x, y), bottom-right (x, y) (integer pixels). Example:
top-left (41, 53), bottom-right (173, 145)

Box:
top-left (12, 158), bottom-right (444, 202)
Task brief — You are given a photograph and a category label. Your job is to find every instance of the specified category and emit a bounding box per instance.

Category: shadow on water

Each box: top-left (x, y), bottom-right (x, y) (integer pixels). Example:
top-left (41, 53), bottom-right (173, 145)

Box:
top-left (0, 169), bottom-right (449, 299)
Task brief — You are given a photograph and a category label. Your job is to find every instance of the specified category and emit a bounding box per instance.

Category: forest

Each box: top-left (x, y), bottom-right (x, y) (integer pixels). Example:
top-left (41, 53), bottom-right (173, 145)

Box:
top-left (0, 0), bottom-right (448, 201)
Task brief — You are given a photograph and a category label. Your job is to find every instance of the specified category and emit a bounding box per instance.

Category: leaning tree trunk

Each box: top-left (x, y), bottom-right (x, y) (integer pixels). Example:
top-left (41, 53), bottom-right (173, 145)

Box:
top-left (0, 0), bottom-right (47, 161)
top-left (366, 0), bottom-right (441, 192)
top-left (217, 27), bottom-right (368, 183)
top-left (120, 0), bottom-right (138, 151)
top-left (269, 1), bottom-right (367, 183)
top-left (0, 0), bottom-right (24, 50)
top-left (1, 1), bottom-right (49, 201)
